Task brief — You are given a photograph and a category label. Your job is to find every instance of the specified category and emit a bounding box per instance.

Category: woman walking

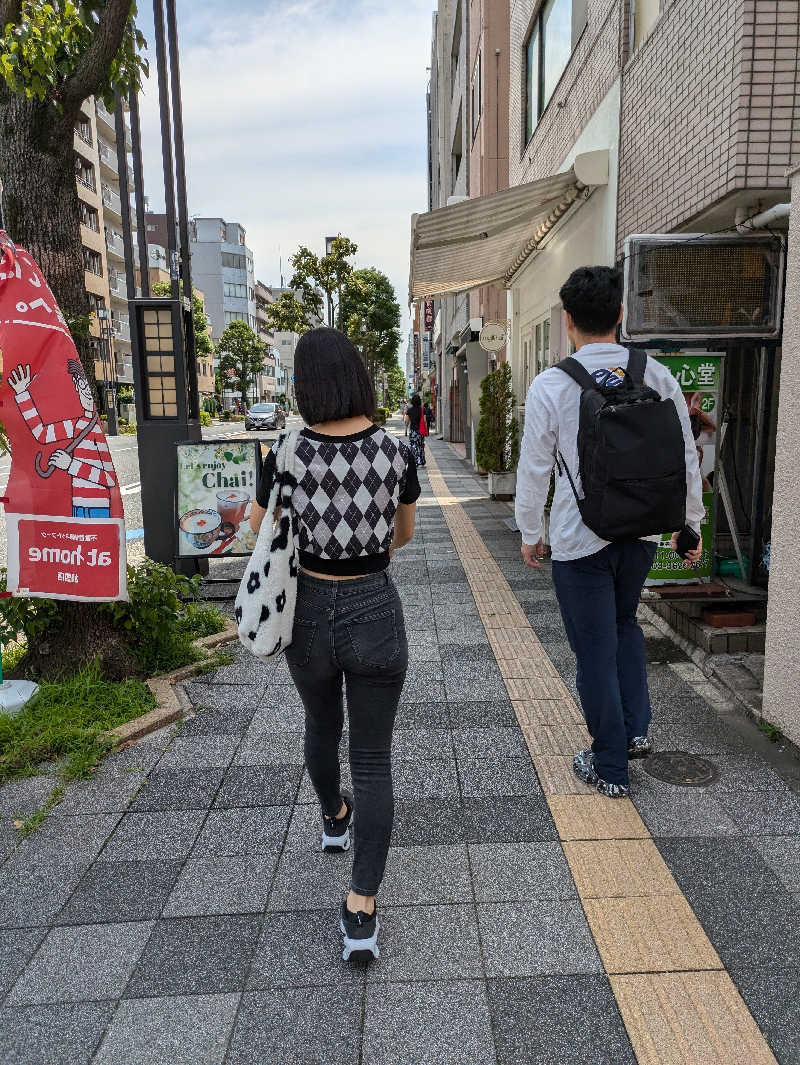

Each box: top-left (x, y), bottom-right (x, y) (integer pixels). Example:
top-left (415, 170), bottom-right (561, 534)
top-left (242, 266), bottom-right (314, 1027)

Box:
top-left (250, 328), bottom-right (419, 962)
top-left (405, 392), bottom-right (427, 467)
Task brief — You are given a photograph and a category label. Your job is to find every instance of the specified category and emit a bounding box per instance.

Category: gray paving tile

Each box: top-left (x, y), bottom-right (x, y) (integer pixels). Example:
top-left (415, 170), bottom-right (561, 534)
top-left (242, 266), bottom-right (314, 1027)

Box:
top-left (192, 806), bottom-right (290, 857)
top-left (434, 617), bottom-right (487, 637)
top-left (243, 702), bottom-right (306, 733)
top-left (213, 765), bottom-right (303, 808)
top-left (0, 776), bottom-right (60, 817)
top-left (430, 582), bottom-right (476, 602)
top-left (447, 699), bottom-right (518, 727)
top-left (399, 681), bottom-right (446, 703)
top-left (0, 818), bottom-right (19, 862)
top-left (102, 740), bottom-right (165, 775)
top-left (124, 915), bottom-right (262, 997)
top-left (391, 728), bottom-right (454, 761)
top-left (439, 642), bottom-right (496, 663)
top-left (478, 900), bottom-right (602, 977)
top-left (379, 845), bottom-right (472, 906)
top-left (363, 980), bottom-right (495, 1065)
top-left (634, 791), bottom-right (740, 837)
top-left (655, 838), bottom-right (793, 907)
top-left (403, 611), bottom-right (438, 632)
top-left (691, 895), bottom-right (800, 969)
top-left (16, 813), bottom-right (120, 864)
top-left (129, 768), bottom-right (224, 811)
top-left (716, 791), bottom-right (800, 836)
top-left (444, 671), bottom-right (507, 701)
top-left (163, 855), bottom-right (277, 916)
top-left (180, 705), bottom-right (255, 735)
top-left (469, 842), bottom-right (577, 903)
top-left (427, 562), bottom-right (467, 584)
top-left (394, 700), bottom-right (450, 728)
top-left (247, 910), bottom-right (364, 989)
top-left (0, 857), bottom-right (88, 928)
top-left (93, 993), bottom-right (240, 1065)
top-left (6, 921), bottom-right (153, 1005)
top-left (267, 848), bottom-right (351, 911)
top-left (0, 928), bottom-right (46, 997)
top-left (406, 631), bottom-right (441, 663)
top-left (457, 755), bottom-right (542, 798)
top-left (391, 800), bottom-right (466, 846)
top-left (55, 771), bottom-right (147, 815)
top-left (489, 975), bottom-right (636, 1065)
top-left (233, 730), bottom-right (306, 766)
top-left (227, 988), bottom-right (361, 1065)
top-left (56, 860), bottom-right (183, 925)
top-left (404, 662), bottom-right (445, 686)
top-left (392, 758), bottom-right (460, 800)
top-left (751, 836), bottom-right (800, 894)
top-left (183, 683), bottom-right (264, 713)
top-left (158, 735), bottom-right (239, 770)
top-left (0, 1001), bottom-right (116, 1064)
top-left (367, 905), bottom-right (482, 983)
top-left (729, 967), bottom-right (800, 1065)
top-left (101, 810), bottom-right (206, 861)
top-left (463, 796), bottom-right (558, 843)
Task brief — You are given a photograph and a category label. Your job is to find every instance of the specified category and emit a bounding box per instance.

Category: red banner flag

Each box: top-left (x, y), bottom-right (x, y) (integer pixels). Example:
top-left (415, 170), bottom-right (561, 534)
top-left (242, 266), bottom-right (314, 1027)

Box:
top-left (0, 233), bottom-right (127, 601)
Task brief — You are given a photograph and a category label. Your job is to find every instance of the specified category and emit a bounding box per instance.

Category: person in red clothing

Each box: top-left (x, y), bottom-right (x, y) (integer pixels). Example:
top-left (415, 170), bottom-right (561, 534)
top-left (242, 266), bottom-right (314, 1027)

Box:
top-left (7, 359), bottom-right (117, 518)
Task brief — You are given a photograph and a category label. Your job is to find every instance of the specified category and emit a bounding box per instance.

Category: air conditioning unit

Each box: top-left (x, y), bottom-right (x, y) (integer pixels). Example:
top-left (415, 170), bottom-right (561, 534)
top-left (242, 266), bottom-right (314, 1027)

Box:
top-left (622, 233), bottom-right (785, 341)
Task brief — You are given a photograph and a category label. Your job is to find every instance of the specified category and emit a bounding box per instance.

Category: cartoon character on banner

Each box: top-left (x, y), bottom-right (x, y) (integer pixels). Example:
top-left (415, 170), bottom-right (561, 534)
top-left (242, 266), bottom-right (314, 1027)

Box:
top-left (0, 230), bottom-right (127, 601)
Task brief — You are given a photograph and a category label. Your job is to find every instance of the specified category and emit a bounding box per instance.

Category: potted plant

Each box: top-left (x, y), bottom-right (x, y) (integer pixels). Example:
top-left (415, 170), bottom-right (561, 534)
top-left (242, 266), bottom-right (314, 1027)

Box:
top-left (475, 362), bottom-right (520, 500)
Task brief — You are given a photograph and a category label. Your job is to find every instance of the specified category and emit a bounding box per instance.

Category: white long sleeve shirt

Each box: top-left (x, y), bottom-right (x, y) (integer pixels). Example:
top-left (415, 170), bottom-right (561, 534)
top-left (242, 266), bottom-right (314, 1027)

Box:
top-left (515, 343), bottom-right (706, 562)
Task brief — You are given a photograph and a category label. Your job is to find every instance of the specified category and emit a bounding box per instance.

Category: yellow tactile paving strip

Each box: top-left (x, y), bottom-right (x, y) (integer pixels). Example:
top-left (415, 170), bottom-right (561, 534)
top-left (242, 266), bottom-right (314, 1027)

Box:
top-left (424, 448), bottom-right (778, 1065)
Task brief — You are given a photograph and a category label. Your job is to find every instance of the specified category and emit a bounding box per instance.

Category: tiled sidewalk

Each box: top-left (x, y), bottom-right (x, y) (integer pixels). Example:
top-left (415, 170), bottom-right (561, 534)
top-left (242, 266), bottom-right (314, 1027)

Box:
top-left (0, 432), bottom-right (797, 1063)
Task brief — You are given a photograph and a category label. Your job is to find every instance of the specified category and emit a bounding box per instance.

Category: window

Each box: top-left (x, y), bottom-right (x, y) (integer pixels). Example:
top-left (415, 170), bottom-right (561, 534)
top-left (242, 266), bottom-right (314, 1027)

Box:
top-left (80, 202), bottom-right (99, 232)
top-left (225, 311), bottom-right (247, 324)
top-left (524, 0), bottom-right (585, 144)
top-left (632, 0), bottom-right (660, 48)
top-left (75, 153), bottom-right (96, 192)
top-left (83, 247), bottom-right (103, 276)
top-left (451, 105), bottom-right (463, 192)
top-left (221, 252), bottom-right (246, 270)
top-left (471, 52), bottom-right (482, 138)
top-left (224, 282), bottom-right (248, 299)
top-left (75, 113), bottom-right (92, 146)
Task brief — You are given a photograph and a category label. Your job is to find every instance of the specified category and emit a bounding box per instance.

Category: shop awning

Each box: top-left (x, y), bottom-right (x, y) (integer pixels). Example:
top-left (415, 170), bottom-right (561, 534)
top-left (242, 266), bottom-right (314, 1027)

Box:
top-left (409, 150), bottom-right (609, 302)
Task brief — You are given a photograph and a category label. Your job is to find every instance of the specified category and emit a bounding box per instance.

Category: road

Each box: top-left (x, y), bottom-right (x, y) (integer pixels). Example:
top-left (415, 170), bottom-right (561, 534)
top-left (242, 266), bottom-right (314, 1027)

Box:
top-left (0, 416), bottom-right (305, 569)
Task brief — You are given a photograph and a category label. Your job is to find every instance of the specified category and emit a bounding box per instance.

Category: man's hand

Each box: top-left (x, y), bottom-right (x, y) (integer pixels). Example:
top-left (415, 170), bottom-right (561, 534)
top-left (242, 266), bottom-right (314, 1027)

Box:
top-left (671, 531), bottom-right (702, 568)
top-left (50, 449), bottom-right (71, 471)
top-left (521, 541), bottom-right (542, 569)
top-left (7, 364), bottom-right (32, 395)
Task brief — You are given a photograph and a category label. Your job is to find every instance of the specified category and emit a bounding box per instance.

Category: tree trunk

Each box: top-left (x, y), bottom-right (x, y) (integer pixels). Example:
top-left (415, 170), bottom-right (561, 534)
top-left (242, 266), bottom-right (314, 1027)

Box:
top-left (0, 88), bottom-right (137, 681)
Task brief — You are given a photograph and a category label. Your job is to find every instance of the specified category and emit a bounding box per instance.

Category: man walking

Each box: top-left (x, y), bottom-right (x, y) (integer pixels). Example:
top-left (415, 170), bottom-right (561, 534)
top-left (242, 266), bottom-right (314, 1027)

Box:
top-left (515, 266), bottom-right (704, 797)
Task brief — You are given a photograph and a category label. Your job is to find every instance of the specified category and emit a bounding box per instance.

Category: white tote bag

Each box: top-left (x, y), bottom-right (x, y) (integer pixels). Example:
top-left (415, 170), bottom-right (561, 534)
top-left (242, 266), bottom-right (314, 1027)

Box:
top-left (235, 430), bottom-right (300, 660)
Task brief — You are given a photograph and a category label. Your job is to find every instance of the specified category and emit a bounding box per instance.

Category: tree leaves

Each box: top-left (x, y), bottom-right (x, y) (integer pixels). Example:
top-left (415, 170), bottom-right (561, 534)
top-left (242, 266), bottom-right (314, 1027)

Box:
top-left (216, 320), bottom-right (266, 408)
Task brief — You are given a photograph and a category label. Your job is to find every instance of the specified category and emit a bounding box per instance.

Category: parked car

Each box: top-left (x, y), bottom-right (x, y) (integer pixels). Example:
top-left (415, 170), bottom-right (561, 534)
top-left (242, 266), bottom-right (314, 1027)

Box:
top-left (245, 402), bottom-right (286, 431)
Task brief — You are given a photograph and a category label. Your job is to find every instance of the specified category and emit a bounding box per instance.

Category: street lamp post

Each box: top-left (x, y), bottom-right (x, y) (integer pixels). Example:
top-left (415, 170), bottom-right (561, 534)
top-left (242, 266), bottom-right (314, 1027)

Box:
top-left (96, 308), bottom-right (118, 436)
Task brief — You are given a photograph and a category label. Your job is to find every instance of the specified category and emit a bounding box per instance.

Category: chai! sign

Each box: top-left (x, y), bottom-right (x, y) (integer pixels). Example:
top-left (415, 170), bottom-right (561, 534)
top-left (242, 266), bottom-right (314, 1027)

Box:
top-left (0, 233), bottom-right (127, 601)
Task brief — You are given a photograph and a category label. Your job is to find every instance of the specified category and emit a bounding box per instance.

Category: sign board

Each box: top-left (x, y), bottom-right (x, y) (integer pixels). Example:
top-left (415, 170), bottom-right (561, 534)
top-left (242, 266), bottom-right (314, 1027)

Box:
top-left (176, 440), bottom-right (261, 557)
top-left (648, 352), bottom-right (723, 582)
top-left (479, 321), bottom-right (507, 353)
top-left (424, 298), bottom-right (435, 330)
top-left (0, 234), bottom-right (127, 601)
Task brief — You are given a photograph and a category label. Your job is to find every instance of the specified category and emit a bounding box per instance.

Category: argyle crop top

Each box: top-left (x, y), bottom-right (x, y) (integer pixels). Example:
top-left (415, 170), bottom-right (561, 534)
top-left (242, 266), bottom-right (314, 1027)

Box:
top-left (256, 425), bottom-right (421, 575)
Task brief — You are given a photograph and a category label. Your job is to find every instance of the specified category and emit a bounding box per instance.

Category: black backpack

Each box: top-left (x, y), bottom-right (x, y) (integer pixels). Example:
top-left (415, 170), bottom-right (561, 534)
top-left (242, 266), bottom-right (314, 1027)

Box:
top-left (555, 349), bottom-right (686, 541)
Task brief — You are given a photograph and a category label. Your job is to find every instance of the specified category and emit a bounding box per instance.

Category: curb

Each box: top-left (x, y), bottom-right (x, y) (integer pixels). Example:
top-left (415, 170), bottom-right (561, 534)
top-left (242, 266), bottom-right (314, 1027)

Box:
top-left (106, 620), bottom-right (239, 746)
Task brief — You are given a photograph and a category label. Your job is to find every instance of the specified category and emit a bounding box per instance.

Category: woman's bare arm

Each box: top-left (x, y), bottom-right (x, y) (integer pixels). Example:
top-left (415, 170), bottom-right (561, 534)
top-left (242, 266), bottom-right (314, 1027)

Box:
top-left (250, 502), bottom-right (281, 535)
top-left (391, 502), bottom-right (416, 552)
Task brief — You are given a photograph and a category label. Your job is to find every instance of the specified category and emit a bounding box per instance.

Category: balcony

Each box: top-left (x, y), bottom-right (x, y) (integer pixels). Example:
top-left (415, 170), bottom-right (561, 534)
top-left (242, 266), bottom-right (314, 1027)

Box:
top-left (111, 314), bottom-right (131, 343)
top-left (115, 356), bottom-right (134, 384)
top-left (105, 229), bottom-right (125, 261)
top-left (109, 273), bottom-right (128, 301)
top-left (98, 139), bottom-right (119, 175)
top-left (101, 183), bottom-right (122, 219)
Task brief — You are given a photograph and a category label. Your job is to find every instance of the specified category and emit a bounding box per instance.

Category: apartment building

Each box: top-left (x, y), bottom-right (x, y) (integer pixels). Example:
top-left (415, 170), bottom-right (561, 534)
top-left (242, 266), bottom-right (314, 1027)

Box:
top-left (255, 281), bottom-right (278, 401)
top-left (188, 217), bottom-right (257, 342)
top-left (75, 97), bottom-right (136, 404)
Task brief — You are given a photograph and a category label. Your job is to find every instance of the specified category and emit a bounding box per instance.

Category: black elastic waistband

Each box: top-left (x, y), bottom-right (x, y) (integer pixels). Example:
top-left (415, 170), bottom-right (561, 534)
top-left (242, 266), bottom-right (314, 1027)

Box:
top-left (298, 550), bottom-right (390, 577)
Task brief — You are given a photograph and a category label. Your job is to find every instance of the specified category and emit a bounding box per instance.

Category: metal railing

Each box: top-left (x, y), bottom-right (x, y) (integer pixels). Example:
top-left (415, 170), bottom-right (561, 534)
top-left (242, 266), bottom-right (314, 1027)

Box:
top-left (98, 139), bottom-right (118, 171)
top-left (111, 315), bottom-right (131, 342)
top-left (105, 230), bottom-right (125, 257)
top-left (101, 184), bottom-right (121, 215)
top-left (108, 274), bottom-right (128, 300)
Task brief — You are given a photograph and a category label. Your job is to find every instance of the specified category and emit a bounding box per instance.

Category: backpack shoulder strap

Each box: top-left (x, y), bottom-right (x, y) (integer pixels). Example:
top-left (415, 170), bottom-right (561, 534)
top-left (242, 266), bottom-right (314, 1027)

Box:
top-left (556, 357), bottom-right (597, 391)
top-left (626, 348), bottom-right (648, 385)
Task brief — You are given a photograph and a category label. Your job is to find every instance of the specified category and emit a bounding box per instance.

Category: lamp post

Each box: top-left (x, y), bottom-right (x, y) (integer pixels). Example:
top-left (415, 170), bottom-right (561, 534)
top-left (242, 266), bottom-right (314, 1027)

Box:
top-left (96, 308), bottom-right (119, 436)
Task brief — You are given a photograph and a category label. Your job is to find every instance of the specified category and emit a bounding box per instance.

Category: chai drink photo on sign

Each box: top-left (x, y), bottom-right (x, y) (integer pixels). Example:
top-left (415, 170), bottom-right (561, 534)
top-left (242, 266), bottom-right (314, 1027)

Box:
top-left (176, 440), bottom-right (261, 557)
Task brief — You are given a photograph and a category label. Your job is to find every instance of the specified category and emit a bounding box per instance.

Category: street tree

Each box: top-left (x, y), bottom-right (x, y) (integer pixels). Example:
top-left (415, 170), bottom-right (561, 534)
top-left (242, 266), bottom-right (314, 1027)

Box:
top-left (152, 281), bottom-right (213, 356)
top-left (0, 0), bottom-right (147, 390)
top-left (216, 320), bottom-right (265, 412)
top-left (263, 290), bottom-right (315, 336)
top-left (339, 267), bottom-right (402, 396)
top-left (290, 235), bottom-right (357, 327)
top-left (384, 361), bottom-right (407, 410)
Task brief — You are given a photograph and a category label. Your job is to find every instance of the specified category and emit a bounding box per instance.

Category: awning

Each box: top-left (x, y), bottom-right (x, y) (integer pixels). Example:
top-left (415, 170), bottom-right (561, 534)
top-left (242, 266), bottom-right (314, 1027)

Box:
top-left (409, 150), bottom-right (609, 302)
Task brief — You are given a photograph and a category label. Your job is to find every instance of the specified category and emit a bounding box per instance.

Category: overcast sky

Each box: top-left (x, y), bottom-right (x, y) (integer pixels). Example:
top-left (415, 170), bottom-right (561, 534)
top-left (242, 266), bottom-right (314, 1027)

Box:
top-left (136, 0), bottom-right (434, 353)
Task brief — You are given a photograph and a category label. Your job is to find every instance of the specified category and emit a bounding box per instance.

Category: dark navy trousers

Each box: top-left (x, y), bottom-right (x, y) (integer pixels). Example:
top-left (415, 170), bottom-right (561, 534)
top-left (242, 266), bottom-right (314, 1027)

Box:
top-left (551, 540), bottom-right (658, 787)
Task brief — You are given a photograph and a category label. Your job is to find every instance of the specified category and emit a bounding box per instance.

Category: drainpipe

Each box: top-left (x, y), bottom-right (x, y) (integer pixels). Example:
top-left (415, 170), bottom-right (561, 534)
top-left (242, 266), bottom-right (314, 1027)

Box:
top-left (736, 203), bottom-right (791, 232)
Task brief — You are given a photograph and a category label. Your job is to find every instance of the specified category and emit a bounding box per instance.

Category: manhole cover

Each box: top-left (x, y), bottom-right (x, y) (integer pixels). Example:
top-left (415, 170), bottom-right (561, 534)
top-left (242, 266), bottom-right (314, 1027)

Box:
top-left (642, 751), bottom-right (719, 787)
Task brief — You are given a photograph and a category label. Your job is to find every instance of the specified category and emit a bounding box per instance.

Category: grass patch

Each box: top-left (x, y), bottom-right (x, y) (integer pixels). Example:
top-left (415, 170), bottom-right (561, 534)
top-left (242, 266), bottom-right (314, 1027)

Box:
top-left (0, 662), bottom-right (157, 787)
top-left (193, 647), bottom-right (236, 676)
top-left (758, 721), bottom-right (784, 743)
top-left (1, 640), bottom-right (27, 676)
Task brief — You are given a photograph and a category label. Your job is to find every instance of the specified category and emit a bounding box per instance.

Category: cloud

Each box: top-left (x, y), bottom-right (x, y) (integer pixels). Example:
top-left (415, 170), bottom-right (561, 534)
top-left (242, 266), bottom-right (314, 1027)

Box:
top-left (137, 0), bottom-right (434, 349)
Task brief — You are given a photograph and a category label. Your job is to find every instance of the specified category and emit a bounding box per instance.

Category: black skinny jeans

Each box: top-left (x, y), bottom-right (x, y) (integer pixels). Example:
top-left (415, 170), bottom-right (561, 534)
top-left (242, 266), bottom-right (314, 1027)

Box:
top-left (285, 570), bottom-right (408, 896)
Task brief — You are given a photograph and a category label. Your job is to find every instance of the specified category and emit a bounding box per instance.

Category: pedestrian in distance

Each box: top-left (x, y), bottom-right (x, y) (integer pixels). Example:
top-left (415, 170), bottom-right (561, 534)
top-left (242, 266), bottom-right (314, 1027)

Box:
top-left (405, 392), bottom-right (428, 467)
top-left (249, 327), bottom-right (420, 962)
top-left (515, 266), bottom-right (704, 798)
top-left (423, 398), bottom-right (434, 433)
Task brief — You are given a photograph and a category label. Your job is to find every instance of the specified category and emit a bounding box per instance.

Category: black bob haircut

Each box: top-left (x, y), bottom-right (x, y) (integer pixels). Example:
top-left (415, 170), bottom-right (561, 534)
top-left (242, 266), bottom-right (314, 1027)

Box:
top-left (294, 328), bottom-right (376, 425)
top-left (559, 266), bottom-right (623, 336)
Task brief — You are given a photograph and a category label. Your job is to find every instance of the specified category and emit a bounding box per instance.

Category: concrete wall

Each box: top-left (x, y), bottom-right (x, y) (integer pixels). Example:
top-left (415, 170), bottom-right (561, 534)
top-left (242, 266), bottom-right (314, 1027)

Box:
top-left (763, 164), bottom-right (799, 748)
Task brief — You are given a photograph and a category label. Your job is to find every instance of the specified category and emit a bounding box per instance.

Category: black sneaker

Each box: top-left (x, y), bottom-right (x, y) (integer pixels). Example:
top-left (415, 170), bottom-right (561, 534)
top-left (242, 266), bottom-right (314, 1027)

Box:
top-left (573, 749), bottom-right (630, 798)
top-left (339, 900), bottom-right (380, 962)
top-left (628, 735), bottom-right (652, 759)
top-left (321, 795), bottom-right (353, 853)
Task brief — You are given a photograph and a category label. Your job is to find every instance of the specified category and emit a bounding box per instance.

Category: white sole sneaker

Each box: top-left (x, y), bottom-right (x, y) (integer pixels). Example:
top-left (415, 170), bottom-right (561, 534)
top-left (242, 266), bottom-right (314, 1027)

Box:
top-left (321, 827), bottom-right (351, 852)
top-left (339, 916), bottom-right (380, 961)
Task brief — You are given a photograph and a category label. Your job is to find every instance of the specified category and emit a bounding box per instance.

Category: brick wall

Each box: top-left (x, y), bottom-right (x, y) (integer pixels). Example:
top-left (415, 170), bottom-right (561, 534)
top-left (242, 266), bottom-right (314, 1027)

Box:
top-left (617, 0), bottom-right (800, 249)
top-left (509, 0), bottom-right (624, 187)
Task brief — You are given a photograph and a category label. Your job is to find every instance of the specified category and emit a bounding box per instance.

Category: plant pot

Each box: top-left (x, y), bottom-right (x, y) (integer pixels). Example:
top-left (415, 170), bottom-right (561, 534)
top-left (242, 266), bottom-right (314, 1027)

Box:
top-left (488, 470), bottom-right (516, 500)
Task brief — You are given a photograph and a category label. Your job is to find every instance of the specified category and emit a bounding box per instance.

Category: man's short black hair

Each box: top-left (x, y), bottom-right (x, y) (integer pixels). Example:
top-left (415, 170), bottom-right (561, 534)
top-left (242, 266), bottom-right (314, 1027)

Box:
top-left (294, 327), bottom-right (375, 425)
top-left (559, 266), bottom-right (623, 336)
